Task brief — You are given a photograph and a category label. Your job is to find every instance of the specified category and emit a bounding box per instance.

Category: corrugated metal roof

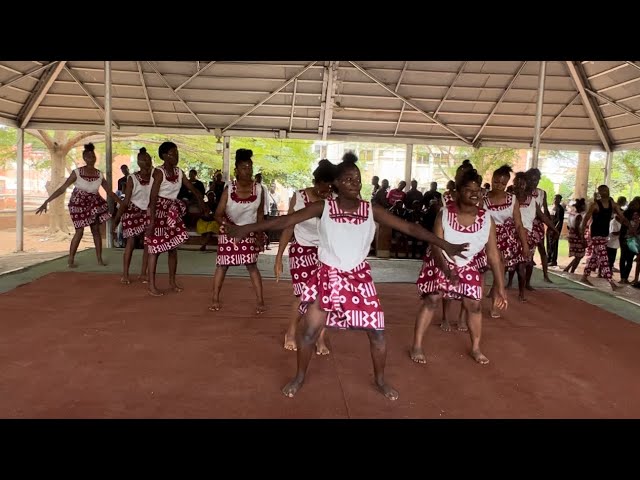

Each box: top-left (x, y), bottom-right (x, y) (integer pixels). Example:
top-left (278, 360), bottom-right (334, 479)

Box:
top-left (1, 60), bottom-right (639, 150)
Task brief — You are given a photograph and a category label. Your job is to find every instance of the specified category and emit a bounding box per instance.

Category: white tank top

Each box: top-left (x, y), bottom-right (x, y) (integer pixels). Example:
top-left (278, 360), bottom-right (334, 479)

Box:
top-left (441, 205), bottom-right (491, 268)
top-left (293, 190), bottom-right (319, 247)
top-left (519, 196), bottom-right (537, 232)
top-left (130, 172), bottom-right (151, 210)
top-left (157, 166), bottom-right (183, 200)
top-left (225, 181), bottom-right (263, 226)
top-left (318, 199), bottom-right (375, 271)
top-left (483, 192), bottom-right (515, 225)
top-left (532, 187), bottom-right (545, 207)
top-left (74, 168), bottom-right (102, 194)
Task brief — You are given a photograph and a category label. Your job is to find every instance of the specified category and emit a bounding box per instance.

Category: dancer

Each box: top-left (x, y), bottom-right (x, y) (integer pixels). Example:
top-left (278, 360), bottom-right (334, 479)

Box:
top-left (36, 143), bottom-right (122, 267)
top-left (526, 168), bottom-right (553, 285)
top-left (210, 148), bottom-right (267, 314)
top-left (275, 159), bottom-right (335, 354)
top-left (411, 167), bottom-right (508, 366)
top-left (225, 152), bottom-right (468, 401)
top-left (508, 172), bottom-right (559, 290)
top-left (146, 141), bottom-right (206, 296)
top-left (563, 199), bottom-right (587, 274)
top-left (484, 165), bottom-right (530, 307)
top-left (579, 185), bottom-right (633, 290)
top-left (112, 147), bottom-right (152, 284)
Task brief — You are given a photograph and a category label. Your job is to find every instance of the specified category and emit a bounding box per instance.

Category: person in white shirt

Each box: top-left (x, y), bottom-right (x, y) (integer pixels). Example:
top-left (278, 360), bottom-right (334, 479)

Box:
top-left (607, 215), bottom-right (622, 271)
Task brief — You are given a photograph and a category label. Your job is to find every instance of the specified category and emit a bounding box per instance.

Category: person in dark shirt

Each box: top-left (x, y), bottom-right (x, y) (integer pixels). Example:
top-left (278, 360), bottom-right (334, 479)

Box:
top-left (547, 194), bottom-right (565, 266)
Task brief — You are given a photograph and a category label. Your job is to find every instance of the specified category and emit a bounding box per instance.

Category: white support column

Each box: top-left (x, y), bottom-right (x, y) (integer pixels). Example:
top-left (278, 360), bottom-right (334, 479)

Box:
top-left (104, 61), bottom-right (113, 248)
top-left (604, 151), bottom-right (614, 186)
top-left (222, 135), bottom-right (231, 183)
top-left (404, 144), bottom-right (413, 184)
top-left (531, 61), bottom-right (547, 169)
top-left (16, 128), bottom-right (24, 252)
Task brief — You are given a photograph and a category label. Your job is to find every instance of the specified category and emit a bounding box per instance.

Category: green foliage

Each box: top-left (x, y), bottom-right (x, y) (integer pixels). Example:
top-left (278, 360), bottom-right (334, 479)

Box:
top-left (538, 175), bottom-right (555, 195)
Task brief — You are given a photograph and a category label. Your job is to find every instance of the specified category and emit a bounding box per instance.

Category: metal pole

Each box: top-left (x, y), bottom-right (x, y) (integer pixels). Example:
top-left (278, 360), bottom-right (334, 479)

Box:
top-left (604, 151), bottom-right (614, 185)
top-left (405, 144), bottom-right (413, 184)
top-left (16, 128), bottom-right (24, 252)
top-left (531, 61), bottom-right (547, 169)
top-left (222, 135), bottom-right (231, 183)
top-left (105, 61), bottom-right (113, 248)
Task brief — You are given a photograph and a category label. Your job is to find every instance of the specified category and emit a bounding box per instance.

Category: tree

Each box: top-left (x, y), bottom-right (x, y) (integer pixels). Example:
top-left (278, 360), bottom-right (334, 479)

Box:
top-left (538, 176), bottom-right (555, 196)
top-left (612, 150), bottom-right (640, 200)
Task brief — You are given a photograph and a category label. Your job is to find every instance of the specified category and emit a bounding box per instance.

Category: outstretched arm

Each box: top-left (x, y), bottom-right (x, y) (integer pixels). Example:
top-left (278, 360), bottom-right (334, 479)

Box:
top-left (112, 176), bottom-right (133, 229)
top-left (372, 204), bottom-right (468, 259)
top-left (580, 202), bottom-right (597, 233)
top-left (226, 201), bottom-right (325, 239)
top-left (536, 204), bottom-right (559, 236)
top-left (213, 186), bottom-right (229, 225)
top-left (101, 177), bottom-right (123, 207)
top-left (274, 194), bottom-right (297, 281)
top-left (486, 219), bottom-right (507, 309)
top-left (36, 171), bottom-right (77, 214)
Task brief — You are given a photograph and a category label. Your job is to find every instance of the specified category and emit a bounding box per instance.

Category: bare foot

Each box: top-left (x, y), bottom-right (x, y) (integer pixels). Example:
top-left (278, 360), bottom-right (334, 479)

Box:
top-left (256, 302), bottom-right (266, 314)
top-left (471, 349), bottom-right (490, 365)
top-left (543, 276), bottom-right (553, 283)
top-left (579, 277), bottom-right (593, 286)
top-left (137, 275), bottom-right (148, 284)
top-left (457, 320), bottom-right (469, 332)
top-left (98, 261), bottom-right (107, 267)
top-left (440, 320), bottom-right (452, 332)
top-left (68, 263), bottom-right (78, 269)
top-left (526, 285), bottom-right (535, 291)
top-left (282, 378), bottom-right (304, 398)
top-left (170, 282), bottom-right (184, 293)
top-left (120, 277), bottom-right (131, 285)
top-left (490, 309), bottom-right (501, 318)
top-left (610, 281), bottom-right (620, 291)
top-left (375, 381), bottom-right (399, 401)
top-left (519, 294), bottom-right (527, 302)
top-left (208, 300), bottom-right (221, 312)
top-left (283, 333), bottom-right (297, 351)
top-left (410, 347), bottom-right (426, 364)
top-left (316, 340), bottom-right (330, 355)
top-left (148, 287), bottom-right (164, 297)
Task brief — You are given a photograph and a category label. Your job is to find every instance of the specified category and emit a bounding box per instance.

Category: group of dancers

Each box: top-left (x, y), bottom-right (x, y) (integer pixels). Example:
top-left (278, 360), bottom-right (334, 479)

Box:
top-left (35, 141), bottom-right (636, 401)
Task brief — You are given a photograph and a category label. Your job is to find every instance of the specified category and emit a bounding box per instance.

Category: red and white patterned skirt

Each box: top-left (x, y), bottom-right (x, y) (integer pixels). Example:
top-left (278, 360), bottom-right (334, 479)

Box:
top-left (144, 196), bottom-right (188, 254)
top-left (68, 189), bottom-right (111, 229)
top-left (531, 217), bottom-right (545, 245)
top-left (121, 203), bottom-right (147, 239)
top-left (496, 219), bottom-right (526, 271)
top-left (299, 261), bottom-right (384, 330)
top-left (216, 233), bottom-right (261, 266)
top-left (289, 240), bottom-right (319, 296)
top-left (417, 248), bottom-right (485, 301)
top-left (567, 227), bottom-right (586, 257)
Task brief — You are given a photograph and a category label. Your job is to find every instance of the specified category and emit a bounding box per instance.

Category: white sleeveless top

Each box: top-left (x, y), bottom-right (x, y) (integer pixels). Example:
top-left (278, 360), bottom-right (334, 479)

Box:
top-left (225, 181), bottom-right (263, 226)
top-left (532, 187), bottom-right (545, 207)
top-left (130, 172), bottom-right (151, 210)
top-left (73, 168), bottom-right (102, 194)
top-left (483, 192), bottom-right (515, 225)
top-left (519, 196), bottom-right (537, 232)
top-left (441, 204), bottom-right (491, 268)
top-left (318, 199), bottom-right (375, 271)
top-left (157, 167), bottom-right (183, 200)
top-left (293, 190), bottom-right (319, 247)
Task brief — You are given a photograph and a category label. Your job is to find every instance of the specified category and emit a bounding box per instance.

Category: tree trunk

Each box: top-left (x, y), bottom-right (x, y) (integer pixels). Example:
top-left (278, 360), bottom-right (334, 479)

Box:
top-left (47, 150), bottom-right (70, 234)
top-left (47, 132), bottom-right (72, 234)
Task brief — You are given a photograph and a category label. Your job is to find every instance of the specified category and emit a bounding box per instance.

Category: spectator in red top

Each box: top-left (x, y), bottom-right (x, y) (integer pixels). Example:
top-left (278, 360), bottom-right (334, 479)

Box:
top-left (387, 181), bottom-right (407, 206)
